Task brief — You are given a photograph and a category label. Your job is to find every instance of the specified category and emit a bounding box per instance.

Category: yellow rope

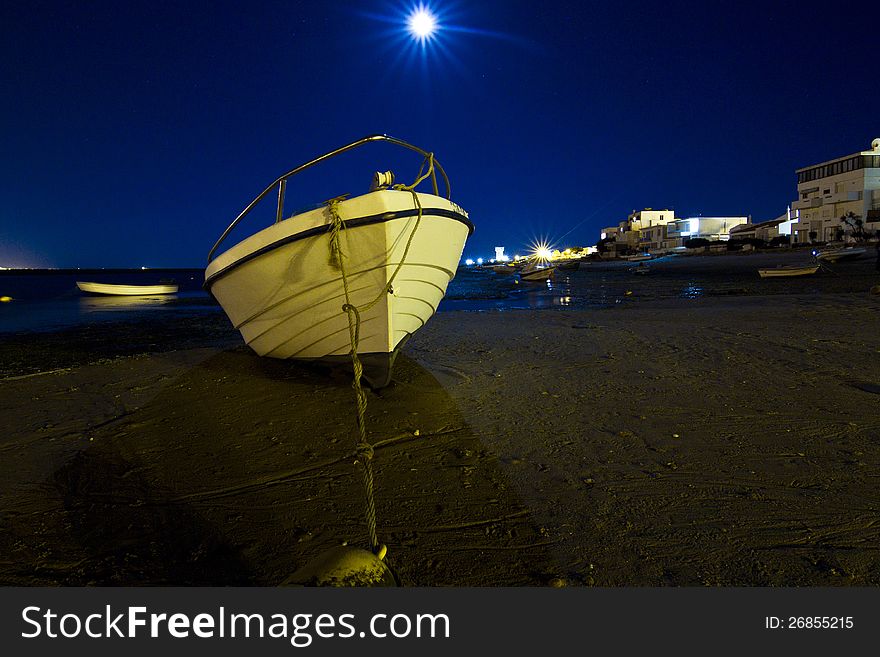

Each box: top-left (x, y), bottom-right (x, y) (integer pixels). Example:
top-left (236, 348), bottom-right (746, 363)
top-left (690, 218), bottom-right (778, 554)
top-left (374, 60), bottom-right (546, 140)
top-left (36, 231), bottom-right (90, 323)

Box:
top-left (326, 154), bottom-right (435, 555)
top-left (327, 193), bottom-right (350, 270)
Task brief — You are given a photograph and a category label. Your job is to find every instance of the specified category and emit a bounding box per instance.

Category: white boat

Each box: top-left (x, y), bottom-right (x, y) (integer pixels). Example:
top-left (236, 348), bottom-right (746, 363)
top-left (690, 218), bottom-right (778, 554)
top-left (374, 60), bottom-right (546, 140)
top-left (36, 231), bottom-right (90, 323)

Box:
top-left (204, 135), bottom-right (473, 388)
top-left (519, 263), bottom-right (554, 282)
top-left (813, 246), bottom-right (866, 263)
top-left (757, 265), bottom-right (819, 278)
top-left (76, 281), bottom-right (178, 295)
top-left (624, 253), bottom-right (653, 262)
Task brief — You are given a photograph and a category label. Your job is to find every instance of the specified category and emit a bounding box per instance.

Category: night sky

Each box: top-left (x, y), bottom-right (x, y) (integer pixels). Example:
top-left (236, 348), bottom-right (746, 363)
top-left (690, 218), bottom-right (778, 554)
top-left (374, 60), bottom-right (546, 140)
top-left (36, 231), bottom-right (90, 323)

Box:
top-left (2, 0), bottom-right (878, 268)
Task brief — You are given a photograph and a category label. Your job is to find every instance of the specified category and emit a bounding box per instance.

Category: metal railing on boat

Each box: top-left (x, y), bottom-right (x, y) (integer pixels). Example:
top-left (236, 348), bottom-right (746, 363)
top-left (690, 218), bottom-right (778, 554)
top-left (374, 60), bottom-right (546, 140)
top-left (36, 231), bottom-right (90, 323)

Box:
top-left (207, 134), bottom-right (451, 263)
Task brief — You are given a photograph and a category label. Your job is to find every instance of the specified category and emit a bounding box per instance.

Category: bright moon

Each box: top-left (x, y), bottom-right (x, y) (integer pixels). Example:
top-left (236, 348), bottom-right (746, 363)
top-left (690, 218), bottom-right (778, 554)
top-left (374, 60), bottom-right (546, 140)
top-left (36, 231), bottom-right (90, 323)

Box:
top-left (408, 6), bottom-right (437, 41)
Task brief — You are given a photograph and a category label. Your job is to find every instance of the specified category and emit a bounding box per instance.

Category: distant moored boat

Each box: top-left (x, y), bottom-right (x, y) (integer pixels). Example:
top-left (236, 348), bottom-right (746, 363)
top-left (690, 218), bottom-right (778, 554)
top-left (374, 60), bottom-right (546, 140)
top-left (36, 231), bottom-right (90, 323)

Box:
top-left (519, 263), bottom-right (554, 282)
top-left (76, 281), bottom-right (178, 295)
top-left (756, 265), bottom-right (819, 278)
top-left (813, 246), bottom-right (866, 263)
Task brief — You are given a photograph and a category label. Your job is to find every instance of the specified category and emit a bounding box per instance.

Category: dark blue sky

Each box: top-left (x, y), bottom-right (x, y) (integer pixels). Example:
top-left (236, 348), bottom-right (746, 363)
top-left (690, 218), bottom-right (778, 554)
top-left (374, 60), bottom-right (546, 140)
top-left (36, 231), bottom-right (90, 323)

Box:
top-left (2, 0), bottom-right (878, 267)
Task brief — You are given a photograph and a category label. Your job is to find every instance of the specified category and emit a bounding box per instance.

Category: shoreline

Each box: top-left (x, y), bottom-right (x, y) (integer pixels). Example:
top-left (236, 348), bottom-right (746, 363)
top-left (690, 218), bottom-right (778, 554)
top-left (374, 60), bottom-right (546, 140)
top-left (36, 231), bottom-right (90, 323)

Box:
top-left (2, 290), bottom-right (880, 585)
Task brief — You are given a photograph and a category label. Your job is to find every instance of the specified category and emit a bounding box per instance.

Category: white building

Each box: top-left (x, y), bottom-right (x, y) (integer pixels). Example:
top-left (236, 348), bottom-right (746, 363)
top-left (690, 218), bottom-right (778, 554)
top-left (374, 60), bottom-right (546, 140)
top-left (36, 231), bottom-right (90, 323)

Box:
top-left (665, 216), bottom-right (749, 245)
top-left (619, 209), bottom-right (675, 251)
top-left (729, 207), bottom-right (799, 243)
top-left (636, 215), bottom-right (749, 251)
top-left (599, 226), bottom-right (619, 240)
top-left (600, 209), bottom-right (747, 253)
top-left (791, 138), bottom-right (880, 243)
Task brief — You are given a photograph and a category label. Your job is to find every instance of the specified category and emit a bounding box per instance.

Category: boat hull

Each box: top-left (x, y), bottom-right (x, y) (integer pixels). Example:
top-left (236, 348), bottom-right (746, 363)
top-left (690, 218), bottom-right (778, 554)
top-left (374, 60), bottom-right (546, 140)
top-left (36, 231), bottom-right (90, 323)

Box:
top-left (520, 267), bottom-right (554, 282)
top-left (76, 282), bottom-right (178, 295)
top-left (757, 265), bottom-right (819, 278)
top-left (815, 247), bottom-right (865, 263)
top-left (205, 190), bottom-right (471, 386)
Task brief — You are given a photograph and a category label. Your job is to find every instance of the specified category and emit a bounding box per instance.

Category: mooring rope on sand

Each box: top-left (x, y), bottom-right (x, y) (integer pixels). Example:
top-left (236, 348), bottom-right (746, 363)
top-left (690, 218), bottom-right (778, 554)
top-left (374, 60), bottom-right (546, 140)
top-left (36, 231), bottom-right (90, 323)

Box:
top-left (325, 154), bottom-right (435, 556)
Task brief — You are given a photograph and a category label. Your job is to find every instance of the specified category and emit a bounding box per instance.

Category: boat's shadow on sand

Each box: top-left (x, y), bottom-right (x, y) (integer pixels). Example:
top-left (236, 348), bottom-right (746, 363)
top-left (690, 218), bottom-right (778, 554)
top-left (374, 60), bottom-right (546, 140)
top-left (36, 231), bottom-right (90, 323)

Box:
top-left (41, 349), bottom-right (554, 585)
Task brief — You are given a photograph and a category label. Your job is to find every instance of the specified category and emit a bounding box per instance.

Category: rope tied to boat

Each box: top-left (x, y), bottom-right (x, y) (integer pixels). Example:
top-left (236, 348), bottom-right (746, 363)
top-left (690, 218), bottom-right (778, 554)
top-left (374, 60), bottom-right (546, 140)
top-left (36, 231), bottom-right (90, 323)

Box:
top-left (325, 153), bottom-right (435, 557)
top-left (327, 194), bottom-right (350, 270)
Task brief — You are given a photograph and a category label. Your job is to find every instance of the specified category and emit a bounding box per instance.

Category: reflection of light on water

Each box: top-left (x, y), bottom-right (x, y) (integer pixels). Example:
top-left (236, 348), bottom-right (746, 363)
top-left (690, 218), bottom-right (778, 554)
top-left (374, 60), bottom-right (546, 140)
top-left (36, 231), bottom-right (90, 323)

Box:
top-left (554, 296), bottom-right (572, 306)
top-left (546, 276), bottom-right (571, 293)
top-left (79, 295), bottom-right (176, 312)
top-left (680, 284), bottom-right (704, 299)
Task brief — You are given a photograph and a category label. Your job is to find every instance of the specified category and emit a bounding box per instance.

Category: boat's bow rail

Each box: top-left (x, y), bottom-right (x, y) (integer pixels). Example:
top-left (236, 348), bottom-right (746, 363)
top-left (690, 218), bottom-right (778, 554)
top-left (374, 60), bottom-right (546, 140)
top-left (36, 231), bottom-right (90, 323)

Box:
top-left (208, 134), bottom-right (452, 263)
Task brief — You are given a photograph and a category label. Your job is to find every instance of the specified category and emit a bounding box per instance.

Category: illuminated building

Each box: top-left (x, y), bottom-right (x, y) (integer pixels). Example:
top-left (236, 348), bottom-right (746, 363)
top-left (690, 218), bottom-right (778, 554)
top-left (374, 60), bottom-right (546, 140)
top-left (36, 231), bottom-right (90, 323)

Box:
top-left (616, 209), bottom-right (675, 252)
top-left (665, 216), bottom-right (749, 246)
top-left (791, 138), bottom-right (880, 243)
top-left (604, 209), bottom-right (747, 253)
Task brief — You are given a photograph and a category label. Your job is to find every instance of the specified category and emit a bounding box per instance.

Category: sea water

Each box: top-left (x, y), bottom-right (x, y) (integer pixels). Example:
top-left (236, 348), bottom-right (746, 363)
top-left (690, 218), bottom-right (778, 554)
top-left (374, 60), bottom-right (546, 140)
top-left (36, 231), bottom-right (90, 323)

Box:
top-left (0, 269), bottom-right (213, 333)
top-left (443, 251), bottom-right (878, 310)
top-left (1, 252), bottom-right (876, 334)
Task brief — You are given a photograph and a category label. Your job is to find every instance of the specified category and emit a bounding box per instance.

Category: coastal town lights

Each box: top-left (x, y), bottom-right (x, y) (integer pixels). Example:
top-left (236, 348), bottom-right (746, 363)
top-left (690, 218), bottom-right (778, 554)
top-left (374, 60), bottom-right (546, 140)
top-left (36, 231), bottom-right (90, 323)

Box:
top-left (532, 242), bottom-right (553, 262)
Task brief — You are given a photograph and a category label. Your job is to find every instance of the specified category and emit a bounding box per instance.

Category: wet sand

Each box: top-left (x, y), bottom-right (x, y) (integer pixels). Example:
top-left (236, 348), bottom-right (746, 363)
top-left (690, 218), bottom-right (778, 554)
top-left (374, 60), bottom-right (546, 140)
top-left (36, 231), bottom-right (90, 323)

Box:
top-left (2, 276), bottom-right (880, 585)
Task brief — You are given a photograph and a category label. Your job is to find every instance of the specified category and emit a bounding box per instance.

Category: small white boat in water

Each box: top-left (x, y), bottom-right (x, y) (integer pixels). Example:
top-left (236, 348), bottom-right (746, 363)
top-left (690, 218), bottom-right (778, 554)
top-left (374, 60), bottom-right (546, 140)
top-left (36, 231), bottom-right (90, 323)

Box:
top-left (205, 135), bottom-right (473, 388)
top-left (76, 281), bottom-right (178, 295)
top-left (813, 246), bottom-right (866, 263)
top-left (757, 265), bottom-right (819, 278)
top-left (519, 263), bottom-right (554, 282)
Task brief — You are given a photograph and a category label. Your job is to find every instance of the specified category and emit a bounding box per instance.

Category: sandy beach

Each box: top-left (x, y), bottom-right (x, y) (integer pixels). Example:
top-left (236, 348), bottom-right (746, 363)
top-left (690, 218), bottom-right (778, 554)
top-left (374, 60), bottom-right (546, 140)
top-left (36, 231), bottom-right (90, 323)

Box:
top-left (2, 258), bottom-right (880, 586)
